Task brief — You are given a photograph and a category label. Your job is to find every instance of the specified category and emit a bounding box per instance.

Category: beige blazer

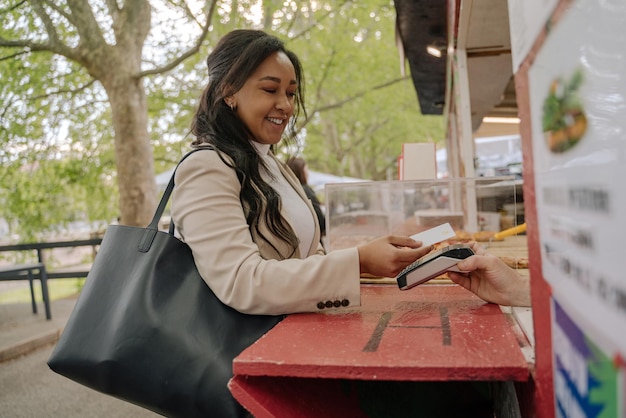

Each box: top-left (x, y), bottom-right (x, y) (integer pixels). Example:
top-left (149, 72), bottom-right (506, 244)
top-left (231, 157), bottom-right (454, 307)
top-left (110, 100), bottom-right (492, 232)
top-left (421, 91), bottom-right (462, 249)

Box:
top-left (171, 148), bottom-right (361, 315)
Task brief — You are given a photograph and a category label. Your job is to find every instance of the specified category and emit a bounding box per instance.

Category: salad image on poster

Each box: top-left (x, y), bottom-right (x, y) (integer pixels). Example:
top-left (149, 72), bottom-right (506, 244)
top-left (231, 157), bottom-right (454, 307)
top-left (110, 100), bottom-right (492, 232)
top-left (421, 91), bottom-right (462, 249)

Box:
top-left (542, 68), bottom-right (587, 153)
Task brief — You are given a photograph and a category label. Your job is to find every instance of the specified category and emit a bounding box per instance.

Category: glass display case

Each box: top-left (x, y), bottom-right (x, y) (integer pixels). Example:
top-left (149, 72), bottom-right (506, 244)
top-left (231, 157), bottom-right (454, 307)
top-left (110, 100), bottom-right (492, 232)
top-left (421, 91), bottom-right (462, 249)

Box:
top-left (324, 177), bottom-right (522, 252)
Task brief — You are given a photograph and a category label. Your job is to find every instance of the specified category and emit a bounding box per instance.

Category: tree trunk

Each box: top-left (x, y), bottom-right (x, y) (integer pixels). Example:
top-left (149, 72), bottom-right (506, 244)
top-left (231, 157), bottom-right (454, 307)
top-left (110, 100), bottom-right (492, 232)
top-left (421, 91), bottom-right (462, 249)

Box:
top-left (62, 0), bottom-right (157, 227)
top-left (106, 77), bottom-right (157, 227)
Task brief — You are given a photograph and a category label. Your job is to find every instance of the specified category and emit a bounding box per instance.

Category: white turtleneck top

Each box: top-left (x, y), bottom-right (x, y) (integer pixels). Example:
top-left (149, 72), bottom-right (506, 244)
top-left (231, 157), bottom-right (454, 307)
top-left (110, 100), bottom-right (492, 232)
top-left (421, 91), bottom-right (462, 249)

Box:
top-left (251, 141), bottom-right (316, 257)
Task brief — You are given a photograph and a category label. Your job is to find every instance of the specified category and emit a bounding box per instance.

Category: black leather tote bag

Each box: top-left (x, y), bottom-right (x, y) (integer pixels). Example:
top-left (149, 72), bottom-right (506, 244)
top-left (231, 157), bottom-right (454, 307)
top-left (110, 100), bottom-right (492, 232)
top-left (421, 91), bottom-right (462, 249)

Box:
top-left (48, 149), bottom-right (283, 418)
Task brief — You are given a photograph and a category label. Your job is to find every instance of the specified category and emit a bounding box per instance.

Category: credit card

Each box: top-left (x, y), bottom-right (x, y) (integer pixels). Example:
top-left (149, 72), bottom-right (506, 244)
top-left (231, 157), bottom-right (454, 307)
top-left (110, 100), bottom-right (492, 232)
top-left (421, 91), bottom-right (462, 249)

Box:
top-left (410, 222), bottom-right (456, 247)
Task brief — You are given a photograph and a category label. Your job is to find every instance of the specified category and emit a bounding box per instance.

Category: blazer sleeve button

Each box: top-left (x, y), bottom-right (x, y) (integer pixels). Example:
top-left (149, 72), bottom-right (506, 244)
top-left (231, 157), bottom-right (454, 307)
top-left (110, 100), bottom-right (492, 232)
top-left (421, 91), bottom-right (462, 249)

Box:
top-left (325, 300), bottom-right (334, 308)
top-left (341, 299), bottom-right (350, 307)
top-left (317, 301), bottom-right (325, 310)
top-left (333, 300), bottom-right (341, 308)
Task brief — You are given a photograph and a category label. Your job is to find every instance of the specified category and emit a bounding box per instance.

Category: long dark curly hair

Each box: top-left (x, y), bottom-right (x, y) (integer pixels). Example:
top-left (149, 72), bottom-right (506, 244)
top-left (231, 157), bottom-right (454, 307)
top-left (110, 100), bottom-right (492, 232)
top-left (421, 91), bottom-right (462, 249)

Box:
top-left (190, 30), bottom-right (307, 257)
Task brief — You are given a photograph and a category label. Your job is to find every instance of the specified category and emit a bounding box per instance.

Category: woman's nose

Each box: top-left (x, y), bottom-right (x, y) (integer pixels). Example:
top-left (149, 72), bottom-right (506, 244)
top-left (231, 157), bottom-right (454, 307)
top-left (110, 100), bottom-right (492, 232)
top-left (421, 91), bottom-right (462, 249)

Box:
top-left (276, 94), bottom-right (293, 113)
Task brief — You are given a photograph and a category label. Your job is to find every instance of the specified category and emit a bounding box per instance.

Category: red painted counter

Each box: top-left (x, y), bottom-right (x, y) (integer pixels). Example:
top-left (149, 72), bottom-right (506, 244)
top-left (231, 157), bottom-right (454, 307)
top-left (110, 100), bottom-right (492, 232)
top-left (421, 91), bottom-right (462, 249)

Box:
top-left (230, 284), bottom-right (531, 417)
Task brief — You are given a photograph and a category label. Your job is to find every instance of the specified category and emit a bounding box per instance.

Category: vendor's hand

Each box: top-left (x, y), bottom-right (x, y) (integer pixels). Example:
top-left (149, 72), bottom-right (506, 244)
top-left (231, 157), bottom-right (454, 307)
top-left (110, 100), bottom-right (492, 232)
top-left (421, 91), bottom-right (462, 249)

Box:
top-left (357, 235), bottom-right (432, 278)
top-left (447, 242), bottom-right (531, 307)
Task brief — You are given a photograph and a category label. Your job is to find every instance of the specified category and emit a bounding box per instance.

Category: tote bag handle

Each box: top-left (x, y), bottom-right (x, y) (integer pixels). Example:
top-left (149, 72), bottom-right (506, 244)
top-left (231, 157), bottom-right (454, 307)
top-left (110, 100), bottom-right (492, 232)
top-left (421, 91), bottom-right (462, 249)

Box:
top-left (139, 147), bottom-right (212, 252)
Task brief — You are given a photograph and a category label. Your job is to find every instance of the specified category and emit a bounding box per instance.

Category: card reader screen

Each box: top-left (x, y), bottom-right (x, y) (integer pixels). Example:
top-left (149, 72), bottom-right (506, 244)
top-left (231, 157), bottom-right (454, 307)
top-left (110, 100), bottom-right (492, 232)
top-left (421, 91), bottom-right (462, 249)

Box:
top-left (396, 244), bottom-right (474, 290)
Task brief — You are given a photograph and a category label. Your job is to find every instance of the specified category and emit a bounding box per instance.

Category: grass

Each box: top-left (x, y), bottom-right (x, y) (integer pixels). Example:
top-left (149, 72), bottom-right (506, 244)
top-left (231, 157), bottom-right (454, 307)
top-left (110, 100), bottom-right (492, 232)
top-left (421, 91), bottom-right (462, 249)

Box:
top-left (0, 278), bottom-right (85, 304)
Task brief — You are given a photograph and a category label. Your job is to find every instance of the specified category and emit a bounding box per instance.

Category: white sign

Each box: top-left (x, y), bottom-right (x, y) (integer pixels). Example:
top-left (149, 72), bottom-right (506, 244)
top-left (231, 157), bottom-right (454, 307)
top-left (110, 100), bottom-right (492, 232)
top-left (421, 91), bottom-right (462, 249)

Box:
top-left (507, 0), bottom-right (559, 72)
top-left (528, 0), bottom-right (626, 357)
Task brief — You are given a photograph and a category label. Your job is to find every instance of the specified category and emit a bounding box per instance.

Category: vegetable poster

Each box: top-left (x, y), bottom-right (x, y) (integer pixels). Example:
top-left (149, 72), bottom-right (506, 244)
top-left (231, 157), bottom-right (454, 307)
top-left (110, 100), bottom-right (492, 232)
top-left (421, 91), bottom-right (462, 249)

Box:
top-left (527, 0), bottom-right (626, 416)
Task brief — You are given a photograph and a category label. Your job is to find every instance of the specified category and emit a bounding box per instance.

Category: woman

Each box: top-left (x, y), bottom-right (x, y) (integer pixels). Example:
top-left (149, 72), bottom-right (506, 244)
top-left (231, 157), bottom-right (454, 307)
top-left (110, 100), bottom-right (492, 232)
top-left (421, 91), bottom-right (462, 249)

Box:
top-left (171, 30), bottom-right (431, 417)
top-left (171, 29), bottom-right (431, 317)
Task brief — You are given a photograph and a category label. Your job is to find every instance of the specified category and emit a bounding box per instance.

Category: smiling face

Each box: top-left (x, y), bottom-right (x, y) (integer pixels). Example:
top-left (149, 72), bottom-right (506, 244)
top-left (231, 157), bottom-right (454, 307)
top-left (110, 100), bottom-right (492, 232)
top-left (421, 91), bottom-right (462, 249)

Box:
top-left (231, 51), bottom-right (297, 145)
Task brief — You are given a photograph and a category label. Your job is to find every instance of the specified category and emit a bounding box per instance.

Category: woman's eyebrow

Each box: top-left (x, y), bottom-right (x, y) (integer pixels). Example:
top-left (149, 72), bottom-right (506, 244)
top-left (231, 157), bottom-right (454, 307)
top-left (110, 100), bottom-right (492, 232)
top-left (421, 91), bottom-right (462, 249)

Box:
top-left (259, 76), bottom-right (297, 85)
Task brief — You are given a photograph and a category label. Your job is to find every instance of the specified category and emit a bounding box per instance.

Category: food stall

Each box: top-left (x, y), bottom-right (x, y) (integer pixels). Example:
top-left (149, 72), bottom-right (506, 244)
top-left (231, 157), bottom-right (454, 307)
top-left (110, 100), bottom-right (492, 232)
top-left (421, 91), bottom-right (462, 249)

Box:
top-left (229, 0), bottom-right (626, 416)
top-left (229, 179), bottom-right (534, 417)
top-left (396, 0), bottom-right (626, 416)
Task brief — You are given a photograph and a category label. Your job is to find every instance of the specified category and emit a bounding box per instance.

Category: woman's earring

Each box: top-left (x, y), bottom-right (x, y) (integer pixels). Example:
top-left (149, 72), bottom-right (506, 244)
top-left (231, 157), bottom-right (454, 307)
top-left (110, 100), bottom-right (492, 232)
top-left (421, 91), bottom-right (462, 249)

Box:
top-left (225, 99), bottom-right (235, 111)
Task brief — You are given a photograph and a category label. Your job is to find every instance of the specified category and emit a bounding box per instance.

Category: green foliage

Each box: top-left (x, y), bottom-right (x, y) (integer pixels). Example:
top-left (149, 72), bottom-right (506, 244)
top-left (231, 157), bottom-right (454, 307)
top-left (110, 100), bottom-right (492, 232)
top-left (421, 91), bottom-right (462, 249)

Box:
top-left (1, 0), bottom-right (445, 240)
top-left (1, 1), bottom-right (118, 240)
top-left (285, 1), bottom-right (445, 179)
top-left (148, 0), bottom-right (445, 180)
top-left (0, 149), bottom-right (116, 241)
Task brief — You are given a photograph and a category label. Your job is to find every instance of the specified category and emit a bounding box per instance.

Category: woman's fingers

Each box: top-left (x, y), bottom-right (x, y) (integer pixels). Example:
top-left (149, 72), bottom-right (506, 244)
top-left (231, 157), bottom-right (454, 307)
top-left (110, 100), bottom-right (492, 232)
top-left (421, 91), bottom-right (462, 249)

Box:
top-left (358, 235), bottom-right (435, 278)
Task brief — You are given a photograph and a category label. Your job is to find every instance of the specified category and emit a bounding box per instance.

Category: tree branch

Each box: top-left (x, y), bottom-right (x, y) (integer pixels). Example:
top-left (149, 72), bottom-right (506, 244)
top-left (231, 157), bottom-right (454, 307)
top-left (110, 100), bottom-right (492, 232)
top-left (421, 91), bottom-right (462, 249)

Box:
top-left (0, 0), bottom-right (27, 14)
top-left (0, 34), bottom-right (41, 50)
top-left (0, 91), bottom-right (18, 120)
top-left (105, 0), bottom-right (121, 35)
top-left (171, 0), bottom-right (204, 28)
top-left (289, 0), bottom-right (352, 41)
top-left (42, 0), bottom-right (76, 26)
top-left (29, 78), bottom-right (97, 102)
top-left (313, 48), bottom-right (337, 109)
top-left (137, 0), bottom-right (216, 78)
top-left (65, 0), bottom-right (107, 47)
top-left (30, 0), bottom-right (62, 45)
top-left (284, 5), bottom-right (299, 35)
top-left (105, 0), bottom-right (120, 19)
top-left (298, 76), bottom-right (410, 131)
top-left (0, 50), bottom-right (29, 62)
top-left (0, 1), bottom-right (80, 61)
top-left (0, 77), bottom-right (97, 124)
